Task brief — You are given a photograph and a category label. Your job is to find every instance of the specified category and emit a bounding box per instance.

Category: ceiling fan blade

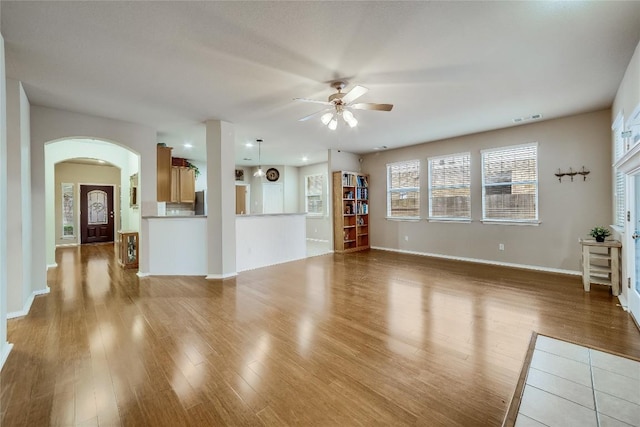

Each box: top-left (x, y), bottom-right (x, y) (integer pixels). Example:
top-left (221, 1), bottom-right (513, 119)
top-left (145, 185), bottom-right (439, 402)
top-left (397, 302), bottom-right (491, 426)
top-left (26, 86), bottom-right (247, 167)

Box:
top-left (293, 97), bottom-right (333, 106)
top-left (351, 103), bottom-right (393, 111)
top-left (341, 85), bottom-right (368, 104)
top-left (298, 108), bottom-right (331, 122)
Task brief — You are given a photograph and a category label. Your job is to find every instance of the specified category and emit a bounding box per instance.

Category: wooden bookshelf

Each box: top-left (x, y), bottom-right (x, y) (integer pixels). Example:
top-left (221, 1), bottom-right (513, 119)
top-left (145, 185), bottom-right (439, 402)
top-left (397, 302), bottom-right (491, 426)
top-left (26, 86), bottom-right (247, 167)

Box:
top-left (333, 171), bottom-right (370, 253)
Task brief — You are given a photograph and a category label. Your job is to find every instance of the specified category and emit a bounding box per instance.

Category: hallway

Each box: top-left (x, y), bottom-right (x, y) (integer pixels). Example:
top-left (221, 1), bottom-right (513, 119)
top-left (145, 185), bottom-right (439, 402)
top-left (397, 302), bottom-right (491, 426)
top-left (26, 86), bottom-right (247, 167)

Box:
top-left (1, 245), bottom-right (640, 426)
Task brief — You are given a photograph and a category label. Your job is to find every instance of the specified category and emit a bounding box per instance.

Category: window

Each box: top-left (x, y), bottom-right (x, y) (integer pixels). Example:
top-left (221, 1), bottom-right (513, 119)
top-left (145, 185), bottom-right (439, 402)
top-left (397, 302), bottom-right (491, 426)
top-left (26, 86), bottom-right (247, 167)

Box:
top-left (428, 152), bottom-right (471, 220)
top-left (305, 174), bottom-right (324, 215)
top-left (481, 143), bottom-right (538, 222)
top-left (613, 113), bottom-right (625, 228)
top-left (387, 160), bottom-right (420, 218)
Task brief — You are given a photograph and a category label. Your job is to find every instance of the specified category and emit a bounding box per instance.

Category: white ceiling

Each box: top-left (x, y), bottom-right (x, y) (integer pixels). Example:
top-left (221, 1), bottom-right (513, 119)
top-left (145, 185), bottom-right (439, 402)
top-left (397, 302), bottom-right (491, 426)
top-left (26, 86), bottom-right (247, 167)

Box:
top-left (2, 1), bottom-right (639, 167)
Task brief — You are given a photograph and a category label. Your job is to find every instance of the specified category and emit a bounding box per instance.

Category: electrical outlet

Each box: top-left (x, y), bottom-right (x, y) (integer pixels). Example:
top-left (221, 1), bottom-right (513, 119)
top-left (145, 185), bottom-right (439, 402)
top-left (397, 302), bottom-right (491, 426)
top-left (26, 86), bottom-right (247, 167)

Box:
top-left (404, 235), bottom-right (409, 241)
top-left (499, 243), bottom-right (505, 251)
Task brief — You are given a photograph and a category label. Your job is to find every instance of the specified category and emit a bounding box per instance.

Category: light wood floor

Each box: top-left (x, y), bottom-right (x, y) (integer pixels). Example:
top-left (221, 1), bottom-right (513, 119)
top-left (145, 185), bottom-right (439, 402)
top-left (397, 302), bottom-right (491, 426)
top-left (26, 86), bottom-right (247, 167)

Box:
top-left (2, 245), bottom-right (639, 426)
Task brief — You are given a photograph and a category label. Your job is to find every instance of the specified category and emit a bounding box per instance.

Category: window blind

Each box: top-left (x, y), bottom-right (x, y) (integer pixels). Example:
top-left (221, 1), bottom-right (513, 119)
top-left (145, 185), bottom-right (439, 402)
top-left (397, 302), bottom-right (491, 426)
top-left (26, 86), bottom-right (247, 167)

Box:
top-left (482, 144), bottom-right (538, 221)
top-left (615, 171), bottom-right (625, 228)
top-left (428, 153), bottom-right (470, 219)
top-left (613, 119), bottom-right (625, 228)
top-left (387, 160), bottom-right (420, 218)
top-left (305, 174), bottom-right (324, 215)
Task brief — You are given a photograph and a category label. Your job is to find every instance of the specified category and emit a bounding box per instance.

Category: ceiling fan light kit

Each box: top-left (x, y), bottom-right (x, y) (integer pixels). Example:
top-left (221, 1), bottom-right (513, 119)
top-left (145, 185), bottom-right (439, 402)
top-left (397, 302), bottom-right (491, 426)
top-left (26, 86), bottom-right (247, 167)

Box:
top-left (295, 81), bottom-right (393, 130)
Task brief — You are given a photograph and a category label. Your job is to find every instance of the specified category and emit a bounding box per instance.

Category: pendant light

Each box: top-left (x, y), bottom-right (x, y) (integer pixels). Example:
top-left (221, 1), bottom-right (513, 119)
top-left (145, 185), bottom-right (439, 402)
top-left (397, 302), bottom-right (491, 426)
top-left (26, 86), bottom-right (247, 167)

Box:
top-left (253, 139), bottom-right (265, 177)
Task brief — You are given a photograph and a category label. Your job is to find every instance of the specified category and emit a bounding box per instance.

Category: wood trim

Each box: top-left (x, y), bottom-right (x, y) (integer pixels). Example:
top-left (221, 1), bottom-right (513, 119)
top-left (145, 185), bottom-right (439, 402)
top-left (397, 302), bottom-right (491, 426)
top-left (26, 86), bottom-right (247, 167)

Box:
top-left (502, 332), bottom-right (538, 427)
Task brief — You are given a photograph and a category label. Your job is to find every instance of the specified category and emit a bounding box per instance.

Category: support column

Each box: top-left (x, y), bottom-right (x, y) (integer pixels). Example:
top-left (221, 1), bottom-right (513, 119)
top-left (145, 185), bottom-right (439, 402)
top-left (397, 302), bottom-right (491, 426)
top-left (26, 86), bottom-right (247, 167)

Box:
top-left (205, 120), bottom-right (236, 279)
top-left (5, 79), bottom-right (26, 315)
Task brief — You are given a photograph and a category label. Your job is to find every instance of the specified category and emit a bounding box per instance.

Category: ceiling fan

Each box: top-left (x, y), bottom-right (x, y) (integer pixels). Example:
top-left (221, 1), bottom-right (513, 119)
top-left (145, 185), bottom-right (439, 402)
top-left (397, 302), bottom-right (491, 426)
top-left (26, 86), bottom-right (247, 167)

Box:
top-left (294, 81), bottom-right (393, 130)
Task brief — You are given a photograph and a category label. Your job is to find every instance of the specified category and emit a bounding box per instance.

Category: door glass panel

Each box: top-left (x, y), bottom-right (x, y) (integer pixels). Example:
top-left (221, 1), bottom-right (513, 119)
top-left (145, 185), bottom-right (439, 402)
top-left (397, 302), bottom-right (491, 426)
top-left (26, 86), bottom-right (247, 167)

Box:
top-left (88, 190), bottom-right (108, 225)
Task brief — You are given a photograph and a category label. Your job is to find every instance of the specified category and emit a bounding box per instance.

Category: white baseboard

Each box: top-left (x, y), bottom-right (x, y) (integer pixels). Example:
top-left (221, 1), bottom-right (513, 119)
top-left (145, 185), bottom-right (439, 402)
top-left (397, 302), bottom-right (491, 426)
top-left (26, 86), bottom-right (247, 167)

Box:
top-left (617, 293), bottom-right (629, 311)
top-left (206, 272), bottom-right (237, 280)
top-left (136, 272), bottom-right (150, 277)
top-left (56, 243), bottom-right (78, 247)
top-left (6, 286), bottom-right (51, 319)
top-left (370, 246), bottom-right (581, 277)
top-left (46, 263), bottom-right (58, 270)
top-left (306, 238), bottom-right (330, 243)
top-left (0, 342), bottom-right (14, 371)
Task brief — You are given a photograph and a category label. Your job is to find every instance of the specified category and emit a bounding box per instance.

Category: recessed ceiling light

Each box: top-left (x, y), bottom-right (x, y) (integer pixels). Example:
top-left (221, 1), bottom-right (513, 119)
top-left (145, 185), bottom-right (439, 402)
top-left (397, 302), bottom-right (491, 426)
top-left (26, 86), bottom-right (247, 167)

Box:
top-left (184, 143), bottom-right (193, 148)
top-left (245, 142), bottom-right (253, 147)
top-left (302, 156), bottom-right (308, 162)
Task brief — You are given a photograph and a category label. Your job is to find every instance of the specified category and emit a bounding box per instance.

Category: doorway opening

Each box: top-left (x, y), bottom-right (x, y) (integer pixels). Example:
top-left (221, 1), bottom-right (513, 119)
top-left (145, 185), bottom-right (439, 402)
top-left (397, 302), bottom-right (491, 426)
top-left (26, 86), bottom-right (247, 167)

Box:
top-left (45, 138), bottom-right (140, 266)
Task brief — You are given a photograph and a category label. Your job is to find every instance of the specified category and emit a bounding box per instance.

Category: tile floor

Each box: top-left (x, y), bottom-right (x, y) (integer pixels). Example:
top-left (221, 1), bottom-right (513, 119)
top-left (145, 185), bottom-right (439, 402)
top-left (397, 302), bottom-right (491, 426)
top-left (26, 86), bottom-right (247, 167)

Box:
top-left (516, 335), bottom-right (640, 427)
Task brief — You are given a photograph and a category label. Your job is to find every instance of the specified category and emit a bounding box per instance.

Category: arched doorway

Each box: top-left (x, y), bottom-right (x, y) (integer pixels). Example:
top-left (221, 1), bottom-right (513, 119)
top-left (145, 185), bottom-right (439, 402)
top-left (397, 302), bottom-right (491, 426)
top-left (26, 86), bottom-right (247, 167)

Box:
top-left (45, 138), bottom-right (141, 267)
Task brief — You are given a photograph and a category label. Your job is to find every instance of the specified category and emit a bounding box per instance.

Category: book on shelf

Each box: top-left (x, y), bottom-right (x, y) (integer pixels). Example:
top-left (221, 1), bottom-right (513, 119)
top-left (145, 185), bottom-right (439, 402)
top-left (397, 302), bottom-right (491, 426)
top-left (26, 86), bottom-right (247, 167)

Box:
top-left (357, 188), bottom-right (368, 200)
top-left (342, 173), bottom-right (355, 187)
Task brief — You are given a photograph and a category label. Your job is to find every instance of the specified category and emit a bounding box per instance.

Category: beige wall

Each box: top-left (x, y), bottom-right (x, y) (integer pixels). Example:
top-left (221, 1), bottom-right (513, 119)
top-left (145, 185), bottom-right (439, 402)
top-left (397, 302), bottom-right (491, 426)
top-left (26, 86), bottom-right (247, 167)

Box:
top-left (363, 109), bottom-right (612, 273)
top-left (613, 41), bottom-right (640, 130)
top-left (54, 162), bottom-right (120, 246)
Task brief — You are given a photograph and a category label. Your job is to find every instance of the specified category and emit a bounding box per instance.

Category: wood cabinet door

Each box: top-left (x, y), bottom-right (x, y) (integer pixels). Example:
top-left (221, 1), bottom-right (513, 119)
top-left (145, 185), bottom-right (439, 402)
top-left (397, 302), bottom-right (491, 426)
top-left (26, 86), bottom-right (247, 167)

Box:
top-left (179, 168), bottom-right (195, 203)
top-left (170, 167), bottom-right (180, 202)
top-left (157, 146), bottom-right (172, 202)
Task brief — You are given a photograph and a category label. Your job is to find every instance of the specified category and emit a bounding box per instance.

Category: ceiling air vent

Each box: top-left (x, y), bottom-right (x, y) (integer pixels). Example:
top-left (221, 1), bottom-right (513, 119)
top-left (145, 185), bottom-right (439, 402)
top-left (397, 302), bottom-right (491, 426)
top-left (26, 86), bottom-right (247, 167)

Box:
top-left (513, 114), bottom-right (543, 124)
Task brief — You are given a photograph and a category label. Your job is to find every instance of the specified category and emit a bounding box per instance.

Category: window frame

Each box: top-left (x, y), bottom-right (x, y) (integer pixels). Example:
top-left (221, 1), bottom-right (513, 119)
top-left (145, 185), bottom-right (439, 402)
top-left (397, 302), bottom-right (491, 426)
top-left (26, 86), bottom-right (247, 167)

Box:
top-left (386, 159), bottom-right (421, 220)
top-left (304, 173), bottom-right (325, 217)
top-left (481, 142), bottom-right (539, 224)
top-left (427, 152), bottom-right (471, 222)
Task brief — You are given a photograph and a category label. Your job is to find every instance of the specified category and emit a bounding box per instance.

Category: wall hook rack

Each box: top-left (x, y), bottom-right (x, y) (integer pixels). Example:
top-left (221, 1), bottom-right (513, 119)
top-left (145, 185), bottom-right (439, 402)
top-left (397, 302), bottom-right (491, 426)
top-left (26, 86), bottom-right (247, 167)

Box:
top-left (577, 166), bottom-right (590, 181)
top-left (555, 166), bottom-right (590, 183)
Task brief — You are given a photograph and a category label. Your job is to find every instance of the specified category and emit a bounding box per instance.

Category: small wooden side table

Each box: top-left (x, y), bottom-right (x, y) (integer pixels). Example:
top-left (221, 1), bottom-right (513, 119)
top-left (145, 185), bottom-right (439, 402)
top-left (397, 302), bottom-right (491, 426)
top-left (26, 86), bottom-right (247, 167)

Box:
top-left (118, 230), bottom-right (139, 269)
top-left (579, 239), bottom-right (621, 296)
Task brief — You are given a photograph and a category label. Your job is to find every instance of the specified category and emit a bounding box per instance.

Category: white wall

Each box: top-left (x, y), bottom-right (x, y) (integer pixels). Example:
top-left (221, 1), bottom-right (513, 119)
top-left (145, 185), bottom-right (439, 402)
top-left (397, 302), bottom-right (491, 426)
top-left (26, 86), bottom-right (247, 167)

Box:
top-left (191, 159), bottom-right (207, 191)
top-left (612, 39), bottom-right (640, 305)
top-left (284, 166), bottom-right (299, 213)
top-left (363, 109), bottom-right (612, 273)
top-left (0, 29), bottom-right (11, 370)
top-left (248, 165), bottom-right (299, 214)
top-left (299, 162), bottom-right (331, 242)
top-left (328, 149), bottom-right (361, 173)
top-left (30, 106), bottom-right (153, 276)
top-left (5, 79), bottom-right (32, 315)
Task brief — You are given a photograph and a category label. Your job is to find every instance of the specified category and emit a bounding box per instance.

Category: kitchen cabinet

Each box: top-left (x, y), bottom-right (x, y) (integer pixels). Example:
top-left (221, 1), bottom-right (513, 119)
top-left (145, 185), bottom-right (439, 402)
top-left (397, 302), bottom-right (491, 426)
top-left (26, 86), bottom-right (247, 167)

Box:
top-left (170, 166), bottom-right (196, 203)
top-left (157, 146), bottom-right (172, 202)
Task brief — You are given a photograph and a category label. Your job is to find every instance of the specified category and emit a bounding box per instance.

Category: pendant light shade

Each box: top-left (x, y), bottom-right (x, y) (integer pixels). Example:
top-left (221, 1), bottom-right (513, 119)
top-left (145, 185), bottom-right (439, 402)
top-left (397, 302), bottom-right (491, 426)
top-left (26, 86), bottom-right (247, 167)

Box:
top-left (253, 139), bottom-right (265, 177)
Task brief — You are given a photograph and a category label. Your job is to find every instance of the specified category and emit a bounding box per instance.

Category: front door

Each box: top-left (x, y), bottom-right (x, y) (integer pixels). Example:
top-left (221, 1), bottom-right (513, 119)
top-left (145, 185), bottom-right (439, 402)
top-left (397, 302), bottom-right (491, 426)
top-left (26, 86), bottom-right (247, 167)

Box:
top-left (80, 185), bottom-right (115, 244)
